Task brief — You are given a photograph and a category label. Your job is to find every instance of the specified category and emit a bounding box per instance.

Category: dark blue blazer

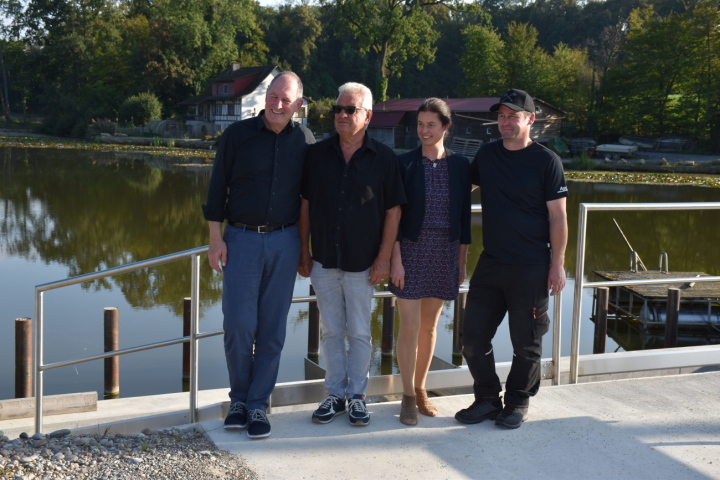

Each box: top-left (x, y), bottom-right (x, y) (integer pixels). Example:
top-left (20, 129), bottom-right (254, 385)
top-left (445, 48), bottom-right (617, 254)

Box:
top-left (396, 146), bottom-right (472, 244)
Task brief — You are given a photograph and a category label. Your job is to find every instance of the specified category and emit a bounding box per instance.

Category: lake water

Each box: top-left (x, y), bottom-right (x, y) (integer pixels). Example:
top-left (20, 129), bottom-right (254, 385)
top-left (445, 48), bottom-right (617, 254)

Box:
top-left (2, 145), bottom-right (720, 401)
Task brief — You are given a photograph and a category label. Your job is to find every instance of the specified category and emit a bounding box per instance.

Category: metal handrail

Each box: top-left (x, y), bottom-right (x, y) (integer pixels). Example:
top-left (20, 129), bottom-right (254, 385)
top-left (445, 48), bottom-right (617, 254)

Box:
top-left (569, 202), bottom-right (720, 384)
top-left (31, 202), bottom-right (567, 434)
top-left (34, 247), bottom-right (208, 434)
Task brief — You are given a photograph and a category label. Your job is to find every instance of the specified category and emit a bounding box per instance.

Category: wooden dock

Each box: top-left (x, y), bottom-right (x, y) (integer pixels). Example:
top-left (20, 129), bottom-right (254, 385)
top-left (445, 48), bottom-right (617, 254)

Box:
top-left (592, 270), bottom-right (720, 329)
top-left (593, 270), bottom-right (720, 300)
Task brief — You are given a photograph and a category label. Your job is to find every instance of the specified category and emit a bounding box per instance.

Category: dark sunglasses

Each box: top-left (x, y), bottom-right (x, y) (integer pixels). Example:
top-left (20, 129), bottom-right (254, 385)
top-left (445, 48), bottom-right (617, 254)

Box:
top-left (332, 105), bottom-right (368, 115)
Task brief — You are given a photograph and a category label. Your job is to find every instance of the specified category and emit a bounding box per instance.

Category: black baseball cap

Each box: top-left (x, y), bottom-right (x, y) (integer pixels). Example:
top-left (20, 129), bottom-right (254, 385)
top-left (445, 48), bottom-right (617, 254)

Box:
top-left (490, 88), bottom-right (535, 113)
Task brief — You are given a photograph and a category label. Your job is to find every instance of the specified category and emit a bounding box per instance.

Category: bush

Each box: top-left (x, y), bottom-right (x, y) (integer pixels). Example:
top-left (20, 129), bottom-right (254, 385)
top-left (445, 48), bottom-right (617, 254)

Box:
top-left (118, 93), bottom-right (162, 127)
top-left (307, 98), bottom-right (336, 134)
top-left (568, 153), bottom-right (596, 171)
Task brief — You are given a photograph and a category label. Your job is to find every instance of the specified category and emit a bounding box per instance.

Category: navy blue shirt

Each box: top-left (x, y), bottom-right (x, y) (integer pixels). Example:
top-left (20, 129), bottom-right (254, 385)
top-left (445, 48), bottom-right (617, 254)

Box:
top-left (471, 140), bottom-right (568, 264)
top-left (302, 133), bottom-right (406, 272)
top-left (202, 111), bottom-right (315, 226)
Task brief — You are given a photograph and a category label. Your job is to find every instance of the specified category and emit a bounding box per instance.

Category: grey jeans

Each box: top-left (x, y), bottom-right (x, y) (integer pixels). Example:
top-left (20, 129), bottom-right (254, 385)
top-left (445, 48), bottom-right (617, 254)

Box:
top-left (310, 261), bottom-right (374, 398)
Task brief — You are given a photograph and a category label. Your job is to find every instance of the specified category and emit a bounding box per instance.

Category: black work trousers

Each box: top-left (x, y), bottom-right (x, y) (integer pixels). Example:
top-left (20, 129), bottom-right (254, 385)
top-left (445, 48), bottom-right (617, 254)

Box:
top-left (461, 254), bottom-right (550, 407)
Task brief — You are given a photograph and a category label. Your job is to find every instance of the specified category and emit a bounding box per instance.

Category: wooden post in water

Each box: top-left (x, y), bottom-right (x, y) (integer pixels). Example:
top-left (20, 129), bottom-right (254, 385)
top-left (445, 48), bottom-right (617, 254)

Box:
top-left (665, 288), bottom-right (680, 348)
top-left (308, 285), bottom-right (320, 358)
top-left (593, 287), bottom-right (609, 354)
top-left (15, 317), bottom-right (32, 398)
top-left (453, 292), bottom-right (467, 360)
top-left (183, 297), bottom-right (191, 381)
top-left (382, 285), bottom-right (395, 357)
top-left (104, 307), bottom-right (120, 398)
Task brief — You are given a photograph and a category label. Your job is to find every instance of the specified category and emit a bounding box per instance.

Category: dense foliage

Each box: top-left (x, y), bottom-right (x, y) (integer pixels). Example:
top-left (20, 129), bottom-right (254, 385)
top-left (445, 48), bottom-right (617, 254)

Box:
top-left (118, 92), bottom-right (162, 127)
top-left (0, 0), bottom-right (718, 151)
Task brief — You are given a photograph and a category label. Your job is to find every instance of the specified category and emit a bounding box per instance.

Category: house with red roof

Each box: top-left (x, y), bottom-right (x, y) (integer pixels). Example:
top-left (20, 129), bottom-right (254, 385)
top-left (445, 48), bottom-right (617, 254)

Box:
top-left (179, 64), bottom-right (308, 138)
top-left (369, 97), bottom-right (565, 154)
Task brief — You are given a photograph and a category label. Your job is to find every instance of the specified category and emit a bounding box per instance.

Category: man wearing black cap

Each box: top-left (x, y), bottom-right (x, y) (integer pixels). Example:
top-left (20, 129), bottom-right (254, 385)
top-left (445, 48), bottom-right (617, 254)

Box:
top-left (455, 88), bottom-right (568, 429)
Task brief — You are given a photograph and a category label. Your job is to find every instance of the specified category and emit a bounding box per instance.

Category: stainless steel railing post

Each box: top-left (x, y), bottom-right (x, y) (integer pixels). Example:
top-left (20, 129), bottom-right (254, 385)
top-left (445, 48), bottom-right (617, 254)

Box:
top-left (570, 203), bottom-right (588, 384)
top-left (551, 290), bottom-right (562, 386)
top-left (34, 290), bottom-right (43, 434)
top-left (189, 253), bottom-right (201, 423)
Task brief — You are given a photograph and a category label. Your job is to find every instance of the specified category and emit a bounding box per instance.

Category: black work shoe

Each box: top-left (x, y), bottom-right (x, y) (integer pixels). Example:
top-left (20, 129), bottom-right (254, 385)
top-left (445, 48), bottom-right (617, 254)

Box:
top-left (454, 397), bottom-right (502, 424)
top-left (348, 396), bottom-right (370, 426)
top-left (312, 395), bottom-right (347, 424)
top-left (495, 404), bottom-right (529, 429)
top-left (247, 409), bottom-right (271, 439)
top-left (224, 402), bottom-right (247, 429)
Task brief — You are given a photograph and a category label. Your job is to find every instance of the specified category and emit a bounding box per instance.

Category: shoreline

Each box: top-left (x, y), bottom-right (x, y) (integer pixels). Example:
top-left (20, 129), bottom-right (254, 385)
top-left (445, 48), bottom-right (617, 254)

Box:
top-left (2, 132), bottom-right (720, 187)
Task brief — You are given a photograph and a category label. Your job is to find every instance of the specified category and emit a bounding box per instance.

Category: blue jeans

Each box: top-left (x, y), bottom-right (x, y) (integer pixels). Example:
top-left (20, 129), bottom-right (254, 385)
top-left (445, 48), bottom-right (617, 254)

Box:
top-left (222, 224), bottom-right (300, 411)
top-left (310, 261), bottom-right (374, 398)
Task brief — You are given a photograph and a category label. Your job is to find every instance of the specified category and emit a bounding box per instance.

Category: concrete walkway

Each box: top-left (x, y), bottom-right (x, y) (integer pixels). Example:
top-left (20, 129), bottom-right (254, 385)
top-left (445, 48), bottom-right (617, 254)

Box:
top-left (203, 372), bottom-right (720, 480)
top-left (1, 372), bottom-right (718, 479)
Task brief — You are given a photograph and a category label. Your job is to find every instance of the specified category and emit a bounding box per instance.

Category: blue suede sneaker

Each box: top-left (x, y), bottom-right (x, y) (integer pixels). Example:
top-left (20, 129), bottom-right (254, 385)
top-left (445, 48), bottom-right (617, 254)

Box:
top-left (348, 395), bottom-right (370, 426)
top-left (223, 402), bottom-right (247, 430)
top-left (312, 395), bottom-right (347, 424)
top-left (247, 409), bottom-right (271, 439)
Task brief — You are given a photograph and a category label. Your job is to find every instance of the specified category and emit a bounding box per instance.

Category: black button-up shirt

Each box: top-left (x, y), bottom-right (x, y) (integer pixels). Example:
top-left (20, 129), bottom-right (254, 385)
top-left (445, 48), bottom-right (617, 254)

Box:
top-left (302, 133), bottom-right (406, 272)
top-left (202, 111), bottom-right (315, 226)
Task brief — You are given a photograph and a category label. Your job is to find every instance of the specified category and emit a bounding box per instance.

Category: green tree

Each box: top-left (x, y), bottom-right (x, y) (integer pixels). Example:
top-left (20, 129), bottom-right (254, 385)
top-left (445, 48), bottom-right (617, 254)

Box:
top-left (262, 4), bottom-right (322, 75)
top-left (502, 21), bottom-right (552, 94)
top-left (545, 43), bottom-right (592, 133)
top-left (460, 22), bottom-right (505, 96)
top-left (321, 0), bottom-right (451, 102)
top-left (603, 5), bottom-right (699, 136)
top-left (675, 0), bottom-right (720, 150)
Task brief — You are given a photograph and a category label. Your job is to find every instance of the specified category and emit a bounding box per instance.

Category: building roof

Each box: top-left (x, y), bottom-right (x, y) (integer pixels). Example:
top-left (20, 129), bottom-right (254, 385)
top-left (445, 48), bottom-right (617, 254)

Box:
top-left (369, 111), bottom-right (406, 128)
top-left (178, 65), bottom-right (279, 106)
top-left (373, 98), bottom-right (499, 113)
top-left (373, 97), bottom-right (565, 114)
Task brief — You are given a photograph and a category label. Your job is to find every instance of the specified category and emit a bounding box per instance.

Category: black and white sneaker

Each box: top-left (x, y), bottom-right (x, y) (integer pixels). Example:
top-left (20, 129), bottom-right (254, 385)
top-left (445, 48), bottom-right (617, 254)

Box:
top-left (348, 395), bottom-right (370, 426)
top-left (223, 402), bottom-right (247, 430)
top-left (312, 395), bottom-right (347, 424)
top-left (247, 409), bottom-right (271, 439)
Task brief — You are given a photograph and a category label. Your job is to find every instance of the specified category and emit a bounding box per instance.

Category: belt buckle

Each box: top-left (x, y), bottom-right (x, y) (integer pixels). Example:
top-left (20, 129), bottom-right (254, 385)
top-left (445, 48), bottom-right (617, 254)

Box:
top-left (257, 225), bottom-right (273, 233)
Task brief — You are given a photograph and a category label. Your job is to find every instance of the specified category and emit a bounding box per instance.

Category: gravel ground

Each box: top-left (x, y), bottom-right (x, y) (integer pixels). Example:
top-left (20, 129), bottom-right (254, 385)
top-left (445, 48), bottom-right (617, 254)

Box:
top-left (0, 427), bottom-right (258, 480)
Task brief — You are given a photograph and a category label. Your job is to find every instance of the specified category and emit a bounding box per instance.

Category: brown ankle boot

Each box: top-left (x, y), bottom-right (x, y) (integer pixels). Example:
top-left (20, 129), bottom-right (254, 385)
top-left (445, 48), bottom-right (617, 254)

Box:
top-left (415, 388), bottom-right (438, 417)
top-left (400, 394), bottom-right (418, 426)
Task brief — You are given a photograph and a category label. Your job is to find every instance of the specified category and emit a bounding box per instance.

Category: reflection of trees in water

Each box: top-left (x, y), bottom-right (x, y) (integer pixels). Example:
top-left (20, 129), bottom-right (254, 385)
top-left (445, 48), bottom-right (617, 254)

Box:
top-left (0, 146), bottom-right (221, 316)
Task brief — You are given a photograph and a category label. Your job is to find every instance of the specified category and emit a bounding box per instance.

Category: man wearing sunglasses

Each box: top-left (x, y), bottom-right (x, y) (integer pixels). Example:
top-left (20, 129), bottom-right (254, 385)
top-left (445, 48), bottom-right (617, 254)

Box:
top-left (299, 82), bottom-right (406, 427)
top-left (203, 71), bottom-right (315, 439)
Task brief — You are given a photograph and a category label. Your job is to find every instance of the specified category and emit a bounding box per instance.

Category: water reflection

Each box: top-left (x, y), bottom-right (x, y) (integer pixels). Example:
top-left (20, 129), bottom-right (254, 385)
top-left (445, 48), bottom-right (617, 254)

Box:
top-left (2, 145), bottom-right (720, 401)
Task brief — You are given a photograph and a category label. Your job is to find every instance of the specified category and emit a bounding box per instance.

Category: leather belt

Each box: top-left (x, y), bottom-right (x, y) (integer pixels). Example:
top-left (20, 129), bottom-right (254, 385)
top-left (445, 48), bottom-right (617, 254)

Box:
top-left (227, 221), bottom-right (295, 233)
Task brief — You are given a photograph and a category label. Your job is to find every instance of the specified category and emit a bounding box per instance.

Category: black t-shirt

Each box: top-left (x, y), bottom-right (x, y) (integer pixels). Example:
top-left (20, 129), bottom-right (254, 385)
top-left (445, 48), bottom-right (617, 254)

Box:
top-left (302, 133), bottom-right (406, 272)
top-left (471, 140), bottom-right (568, 264)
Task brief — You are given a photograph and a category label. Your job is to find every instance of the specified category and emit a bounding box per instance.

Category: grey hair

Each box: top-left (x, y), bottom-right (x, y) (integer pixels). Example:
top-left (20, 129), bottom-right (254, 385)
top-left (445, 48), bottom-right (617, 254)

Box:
top-left (268, 71), bottom-right (303, 100)
top-left (336, 82), bottom-right (373, 110)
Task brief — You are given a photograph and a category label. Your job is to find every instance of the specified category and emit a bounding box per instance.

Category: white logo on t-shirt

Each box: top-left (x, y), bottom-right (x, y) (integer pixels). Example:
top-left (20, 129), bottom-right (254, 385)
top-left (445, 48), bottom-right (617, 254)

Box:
top-left (557, 186), bottom-right (568, 193)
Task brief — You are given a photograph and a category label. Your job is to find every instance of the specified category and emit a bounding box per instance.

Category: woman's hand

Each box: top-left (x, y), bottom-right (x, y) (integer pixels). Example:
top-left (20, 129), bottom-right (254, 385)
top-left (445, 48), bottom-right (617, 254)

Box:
top-left (390, 260), bottom-right (405, 290)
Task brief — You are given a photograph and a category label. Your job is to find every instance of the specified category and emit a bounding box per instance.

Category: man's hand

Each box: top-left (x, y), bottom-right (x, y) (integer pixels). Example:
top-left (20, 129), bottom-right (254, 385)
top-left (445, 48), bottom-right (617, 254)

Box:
top-left (298, 250), bottom-right (313, 277)
top-left (369, 257), bottom-right (390, 285)
top-left (208, 237), bottom-right (227, 273)
top-left (548, 265), bottom-right (566, 296)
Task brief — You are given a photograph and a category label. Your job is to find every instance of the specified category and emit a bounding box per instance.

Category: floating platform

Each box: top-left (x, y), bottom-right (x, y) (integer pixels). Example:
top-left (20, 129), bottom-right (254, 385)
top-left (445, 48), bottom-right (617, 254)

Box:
top-left (593, 270), bottom-right (720, 329)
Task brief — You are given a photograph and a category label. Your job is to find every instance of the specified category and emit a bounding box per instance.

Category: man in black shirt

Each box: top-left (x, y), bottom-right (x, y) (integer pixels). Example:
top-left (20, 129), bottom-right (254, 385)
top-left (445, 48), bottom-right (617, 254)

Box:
top-left (202, 72), bottom-right (315, 439)
top-left (455, 88), bottom-right (568, 429)
top-left (299, 82), bottom-right (405, 427)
